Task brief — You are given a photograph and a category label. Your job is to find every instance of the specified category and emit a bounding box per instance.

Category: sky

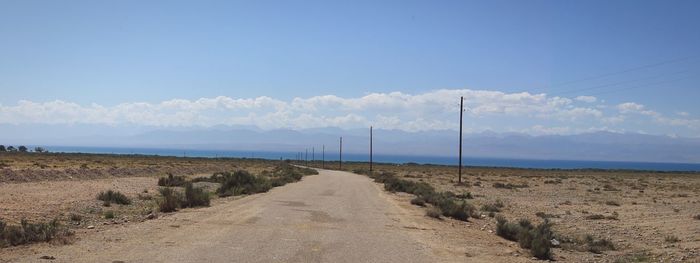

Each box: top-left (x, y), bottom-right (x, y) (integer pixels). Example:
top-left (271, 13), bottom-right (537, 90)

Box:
top-left (1, 0), bottom-right (699, 137)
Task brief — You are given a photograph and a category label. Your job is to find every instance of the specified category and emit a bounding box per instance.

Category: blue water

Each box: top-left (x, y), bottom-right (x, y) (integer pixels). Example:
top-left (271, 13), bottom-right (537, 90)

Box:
top-left (42, 146), bottom-right (700, 172)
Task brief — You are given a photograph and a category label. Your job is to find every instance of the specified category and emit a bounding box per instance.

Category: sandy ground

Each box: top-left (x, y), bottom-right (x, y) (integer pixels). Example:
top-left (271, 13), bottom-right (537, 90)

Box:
top-left (339, 162), bottom-right (700, 262)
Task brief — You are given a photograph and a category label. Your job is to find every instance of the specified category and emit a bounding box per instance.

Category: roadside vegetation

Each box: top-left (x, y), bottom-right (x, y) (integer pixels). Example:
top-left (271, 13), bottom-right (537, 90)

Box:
top-left (96, 190), bottom-right (132, 206)
top-left (156, 162), bottom-right (317, 212)
top-left (362, 171), bottom-right (477, 222)
top-left (0, 218), bottom-right (70, 247)
top-left (496, 215), bottom-right (554, 259)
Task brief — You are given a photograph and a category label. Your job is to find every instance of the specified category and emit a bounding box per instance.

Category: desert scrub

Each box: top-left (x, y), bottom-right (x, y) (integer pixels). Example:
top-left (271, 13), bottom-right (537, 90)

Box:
top-left (495, 216), bottom-right (554, 260)
top-left (426, 207), bottom-right (442, 219)
top-left (97, 190), bottom-right (131, 205)
top-left (103, 211), bottom-right (115, 219)
top-left (585, 235), bottom-right (615, 253)
top-left (481, 200), bottom-right (505, 213)
top-left (0, 218), bottom-right (65, 247)
top-left (368, 171), bottom-right (476, 221)
top-left (410, 197), bottom-right (426, 206)
top-left (158, 173), bottom-right (187, 187)
top-left (183, 183), bottom-right (210, 207)
top-left (158, 187), bottom-right (182, 213)
top-left (492, 182), bottom-right (529, 189)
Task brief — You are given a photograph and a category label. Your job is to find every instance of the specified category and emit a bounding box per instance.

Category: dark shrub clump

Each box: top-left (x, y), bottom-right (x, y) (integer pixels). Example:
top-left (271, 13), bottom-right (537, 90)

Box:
top-left (183, 183), bottom-right (210, 207)
top-left (158, 187), bottom-right (182, 213)
top-left (158, 173), bottom-right (187, 187)
top-left (0, 218), bottom-right (63, 247)
top-left (496, 215), bottom-right (553, 260)
top-left (97, 190), bottom-right (131, 205)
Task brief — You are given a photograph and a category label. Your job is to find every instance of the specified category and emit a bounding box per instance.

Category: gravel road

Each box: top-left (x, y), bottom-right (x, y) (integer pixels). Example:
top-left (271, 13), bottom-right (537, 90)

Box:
top-left (7, 169), bottom-right (443, 263)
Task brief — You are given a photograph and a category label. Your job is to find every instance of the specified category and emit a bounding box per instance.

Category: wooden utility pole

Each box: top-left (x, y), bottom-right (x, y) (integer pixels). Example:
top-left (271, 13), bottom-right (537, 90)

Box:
top-left (459, 96), bottom-right (464, 184)
top-left (370, 126), bottom-right (373, 173)
top-left (322, 144), bottom-right (325, 169)
top-left (339, 137), bottom-right (343, 170)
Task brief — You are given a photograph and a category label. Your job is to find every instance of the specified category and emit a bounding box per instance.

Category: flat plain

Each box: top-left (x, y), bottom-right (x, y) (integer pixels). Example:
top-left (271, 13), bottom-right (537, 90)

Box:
top-left (1, 153), bottom-right (699, 262)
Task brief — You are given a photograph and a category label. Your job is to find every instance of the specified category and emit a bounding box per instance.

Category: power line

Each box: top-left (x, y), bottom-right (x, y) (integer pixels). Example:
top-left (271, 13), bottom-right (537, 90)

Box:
top-left (550, 69), bottom-right (692, 97)
top-left (549, 55), bottom-right (698, 88)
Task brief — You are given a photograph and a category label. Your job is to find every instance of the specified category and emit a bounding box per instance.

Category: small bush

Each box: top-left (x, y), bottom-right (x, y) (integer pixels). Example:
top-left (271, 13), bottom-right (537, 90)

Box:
top-left (496, 216), bottom-right (553, 260)
top-left (410, 197), bottom-right (426, 207)
top-left (103, 211), bottom-right (115, 219)
top-left (426, 207), bottom-right (442, 219)
top-left (97, 190), bottom-right (131, 205)
top-left (481, 200), bottom-right (504, 213)
top-left (605, 200), bottom-right (620, 206)
top-left (69, 214), bottom-right (82, 222)
top-left (585, 214), bottom-right (606, 220)
top-left (586, 235), bottom-right (615, 253)
top-left (159, 188), bottom-right (181, 213)
top-left (183, 183), bottom-right (210, 207)
top-left (217, 170), bottom-right (271, 197)
top-left (665, 235), bottom-right (680, 243)
top-left (493, 182), bottom-right (528, 189)
top-left (694, 214), bottom-right (700, 220)
top-left (158, 173), bottom-right (187, 187)
top-left (0, 219), bottom-right (61, 247)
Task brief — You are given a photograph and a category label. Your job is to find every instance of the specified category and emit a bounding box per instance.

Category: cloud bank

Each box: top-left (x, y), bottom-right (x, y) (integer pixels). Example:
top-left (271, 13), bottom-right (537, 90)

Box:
top-left (0, 89), bottom-right (697, 136)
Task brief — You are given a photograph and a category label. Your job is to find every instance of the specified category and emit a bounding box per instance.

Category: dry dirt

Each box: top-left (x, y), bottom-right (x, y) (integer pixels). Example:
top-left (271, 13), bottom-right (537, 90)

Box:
top-left (1, 153), bottom-right (699, 262)
top-left (340, 162), bottom-right (700, 262)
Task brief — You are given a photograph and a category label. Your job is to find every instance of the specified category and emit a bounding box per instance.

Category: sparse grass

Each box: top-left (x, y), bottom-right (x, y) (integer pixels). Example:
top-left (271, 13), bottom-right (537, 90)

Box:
top-left (605, 200), bottom-right (621, 206)
top-left (586, 235), bottom-right (616, 254)
top-left (0, 218), bottom-right (64, 247)
top-left (69, 214), bottom-right (82, 222)
top-left (493, 182), bottom-right (529, 189)
top-left (158, 173), bottom-right (187, 187)
top-left (481, 200), bottom-right (504, 213)
top-left (103, 211), bottom-right (115, 219)
top-left (96, 190), bottom-right (131, 205)
top-left (664, 235), bottom-right (680, 243)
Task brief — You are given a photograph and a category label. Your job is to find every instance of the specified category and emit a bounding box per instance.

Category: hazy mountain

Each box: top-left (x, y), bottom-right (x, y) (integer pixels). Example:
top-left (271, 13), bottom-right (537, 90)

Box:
top-left (1, 124), bottom-right (699, 163)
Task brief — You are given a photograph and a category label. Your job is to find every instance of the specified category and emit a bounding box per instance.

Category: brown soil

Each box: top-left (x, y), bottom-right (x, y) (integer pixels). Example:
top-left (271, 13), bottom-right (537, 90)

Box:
top-left (339, 162), bottom-right (700, 262)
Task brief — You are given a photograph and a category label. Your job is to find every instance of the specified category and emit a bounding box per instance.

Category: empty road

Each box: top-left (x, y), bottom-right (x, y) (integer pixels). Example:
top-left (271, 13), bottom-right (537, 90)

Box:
top-left (8, 169), bottom-right (448, 262)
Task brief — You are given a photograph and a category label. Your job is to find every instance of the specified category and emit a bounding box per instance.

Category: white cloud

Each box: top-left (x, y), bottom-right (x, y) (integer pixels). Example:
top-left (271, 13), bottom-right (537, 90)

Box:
top-left (575, 96), bottom-right (597, 103)
top-left (0, 89), bottom-right (697, 135)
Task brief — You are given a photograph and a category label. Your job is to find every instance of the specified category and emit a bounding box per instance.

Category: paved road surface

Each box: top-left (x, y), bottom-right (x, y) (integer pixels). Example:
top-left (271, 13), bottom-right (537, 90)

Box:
top-left (9, 169), bottom-right (442, 263)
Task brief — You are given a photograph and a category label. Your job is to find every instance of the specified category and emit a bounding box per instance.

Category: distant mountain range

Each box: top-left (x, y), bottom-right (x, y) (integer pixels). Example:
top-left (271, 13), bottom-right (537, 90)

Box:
top-left (1, 124), bottom-right (699, 163)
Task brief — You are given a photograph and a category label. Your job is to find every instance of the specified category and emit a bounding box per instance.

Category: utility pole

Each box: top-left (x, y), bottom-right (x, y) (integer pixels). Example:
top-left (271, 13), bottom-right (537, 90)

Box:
top-left (312, 147), bottom-right (315, 163)
top-left (370, 126), bottom-right (373, 173)
top-left (322, 144), bottom-right (325, 169)
top-left (305, 149), bottom-right (308, 166)
top-left (339, 137), bottom-right (343, 170)
top-left (459, 96), bottom-right (464, 184)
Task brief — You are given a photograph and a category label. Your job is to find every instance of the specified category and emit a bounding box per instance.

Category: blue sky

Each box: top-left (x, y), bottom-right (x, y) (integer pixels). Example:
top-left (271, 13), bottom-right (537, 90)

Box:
top-left (1, 0), bottom-right (699, 136)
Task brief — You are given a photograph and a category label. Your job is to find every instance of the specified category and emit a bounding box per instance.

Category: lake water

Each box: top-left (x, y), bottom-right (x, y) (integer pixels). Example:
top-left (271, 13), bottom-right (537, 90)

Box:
top-left (43, 146), bottom-right (700, 172)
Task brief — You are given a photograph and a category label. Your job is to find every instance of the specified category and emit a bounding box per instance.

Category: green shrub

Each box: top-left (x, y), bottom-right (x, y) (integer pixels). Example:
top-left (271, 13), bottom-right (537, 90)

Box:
top-left (183, 183), bottom-right (210, 207)
top-left (217, 170), bottom-right (271, 197)
top-left (158, 173), bottom-right (187, 187)
top-left (97, 190), bottom-right (131, 205)
top-left (69, 214), bottom-right (82, 222)
top-left (496, 216), bottom-right (553, 260)
top-left (159, 188), bottom-right (181, 213)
